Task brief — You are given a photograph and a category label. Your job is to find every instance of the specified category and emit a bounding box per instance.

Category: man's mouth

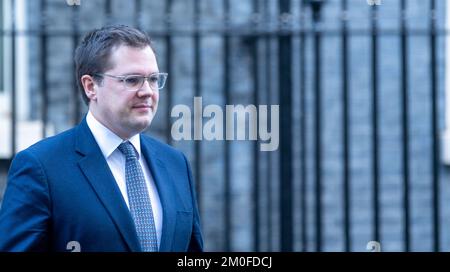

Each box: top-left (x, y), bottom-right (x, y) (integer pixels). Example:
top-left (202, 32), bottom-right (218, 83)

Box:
top-left (132, 103), bottom-right (153, 112)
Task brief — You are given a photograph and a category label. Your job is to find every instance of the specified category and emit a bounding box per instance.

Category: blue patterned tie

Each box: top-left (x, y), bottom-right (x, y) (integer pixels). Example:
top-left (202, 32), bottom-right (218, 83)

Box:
top-left (118, 141), bottom-right (158, 252)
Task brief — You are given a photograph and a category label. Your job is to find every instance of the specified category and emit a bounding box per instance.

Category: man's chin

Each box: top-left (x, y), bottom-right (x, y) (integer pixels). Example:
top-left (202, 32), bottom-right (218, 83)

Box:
top-left (132, 116), bottom-right (153, 131)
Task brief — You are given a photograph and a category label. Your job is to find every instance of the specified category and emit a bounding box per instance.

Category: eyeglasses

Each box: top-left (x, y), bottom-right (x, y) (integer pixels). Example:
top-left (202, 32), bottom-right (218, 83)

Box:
top-left (94, 72), bottom-right (168, 91)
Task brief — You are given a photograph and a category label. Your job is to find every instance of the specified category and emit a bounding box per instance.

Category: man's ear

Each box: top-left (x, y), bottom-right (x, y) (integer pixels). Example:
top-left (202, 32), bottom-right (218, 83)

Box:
top-left (81, 75), bottom-right (97, 102)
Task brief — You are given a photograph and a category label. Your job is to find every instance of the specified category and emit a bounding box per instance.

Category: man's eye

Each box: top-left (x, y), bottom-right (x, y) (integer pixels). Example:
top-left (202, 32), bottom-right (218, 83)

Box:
top-left (125, 76), bottom-right (142, 86)
top-left (149, 75), bottom-right (159, 83)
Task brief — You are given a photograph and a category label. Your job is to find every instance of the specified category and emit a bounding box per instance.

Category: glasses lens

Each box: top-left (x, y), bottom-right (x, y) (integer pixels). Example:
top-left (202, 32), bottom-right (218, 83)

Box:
top-left (122, 73), bottom-right (167, 91)
top-left (124, 75), bottom-right (145, 90)
top-left (157, 73), bottom-right (167, 89)
top-left (148, 74), bottom-right (160, 90)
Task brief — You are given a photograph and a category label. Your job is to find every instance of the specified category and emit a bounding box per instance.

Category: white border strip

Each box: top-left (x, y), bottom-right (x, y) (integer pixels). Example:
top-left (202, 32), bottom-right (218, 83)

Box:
top-left (16, 0), bottom-right (28, 120)
top-left (443, 0), bottom-right (450, 165)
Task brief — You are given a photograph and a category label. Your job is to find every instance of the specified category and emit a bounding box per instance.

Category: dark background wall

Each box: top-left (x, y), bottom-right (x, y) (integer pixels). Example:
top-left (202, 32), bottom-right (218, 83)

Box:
top-left (0, 0), bottom-right (449, 252)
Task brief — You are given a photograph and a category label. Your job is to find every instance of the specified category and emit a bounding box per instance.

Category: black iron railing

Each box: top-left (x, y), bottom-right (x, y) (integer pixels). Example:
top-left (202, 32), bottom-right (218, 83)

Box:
top-left (0, 0), bottom-right (447, 252)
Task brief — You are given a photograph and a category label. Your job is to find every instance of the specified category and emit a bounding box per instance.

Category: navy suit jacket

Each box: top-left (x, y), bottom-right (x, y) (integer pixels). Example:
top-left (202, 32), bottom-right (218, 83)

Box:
top-left (0, 118), bottom-right (203, 252)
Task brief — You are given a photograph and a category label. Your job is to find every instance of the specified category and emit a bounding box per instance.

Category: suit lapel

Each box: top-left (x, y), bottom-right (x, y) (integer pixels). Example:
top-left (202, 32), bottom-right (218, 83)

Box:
top-left (75, 119), bottom-right (141, 252)
top-left (141, 137), bottom-right (178, 252)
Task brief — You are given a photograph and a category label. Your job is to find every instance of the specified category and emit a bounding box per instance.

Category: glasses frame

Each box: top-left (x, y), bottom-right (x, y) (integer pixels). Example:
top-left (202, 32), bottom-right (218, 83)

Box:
top-left (94, 72), bottom-right (168, 91)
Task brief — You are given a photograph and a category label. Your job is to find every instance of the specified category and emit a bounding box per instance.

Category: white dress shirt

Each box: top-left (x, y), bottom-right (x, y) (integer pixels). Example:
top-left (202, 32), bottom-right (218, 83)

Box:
top-left (86, 111), bottom-right (162, 247)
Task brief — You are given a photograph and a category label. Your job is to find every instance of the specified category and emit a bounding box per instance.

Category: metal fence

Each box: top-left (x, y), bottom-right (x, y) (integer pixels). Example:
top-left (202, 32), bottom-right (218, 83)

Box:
top-left (0, 0), bottom-right (449, 251)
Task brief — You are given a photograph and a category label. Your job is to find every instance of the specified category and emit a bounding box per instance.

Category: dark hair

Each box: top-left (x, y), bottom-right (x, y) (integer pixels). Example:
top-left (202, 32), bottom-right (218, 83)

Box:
top-left (74, 25), bottom-right (154, 104)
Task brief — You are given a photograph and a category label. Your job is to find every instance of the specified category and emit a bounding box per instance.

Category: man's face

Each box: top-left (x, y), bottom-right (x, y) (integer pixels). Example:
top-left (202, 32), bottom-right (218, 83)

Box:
top-left (90, 45), bottom-right (159, 139)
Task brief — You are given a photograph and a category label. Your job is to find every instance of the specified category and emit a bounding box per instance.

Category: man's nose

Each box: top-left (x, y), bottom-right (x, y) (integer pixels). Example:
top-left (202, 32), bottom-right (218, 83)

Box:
top-left (137, 79), bottom-right (154, 97)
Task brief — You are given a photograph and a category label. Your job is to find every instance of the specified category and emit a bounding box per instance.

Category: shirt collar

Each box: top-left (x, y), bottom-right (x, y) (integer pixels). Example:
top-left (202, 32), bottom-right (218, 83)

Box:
top-left (86, 111), bottom-right (141, 159)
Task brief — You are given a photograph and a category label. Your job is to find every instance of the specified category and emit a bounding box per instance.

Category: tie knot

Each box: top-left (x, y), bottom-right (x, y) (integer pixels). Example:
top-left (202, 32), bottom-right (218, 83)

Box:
top-left (118, 141), bottom-right (137, 159)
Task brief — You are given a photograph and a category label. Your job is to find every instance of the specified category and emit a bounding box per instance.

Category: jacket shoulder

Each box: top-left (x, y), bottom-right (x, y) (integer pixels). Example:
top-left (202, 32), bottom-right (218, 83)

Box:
top-left (141, 134), bottom-right (177, 152)
top-left (140, 134), bottom-right (186, 161)
top-left (16, 126), bottom-right (78, 161)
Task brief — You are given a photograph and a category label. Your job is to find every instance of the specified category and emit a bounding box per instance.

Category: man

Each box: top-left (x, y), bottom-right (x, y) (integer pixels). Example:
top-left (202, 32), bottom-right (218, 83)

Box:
top-left (0, 25), bottom-right (203, 252)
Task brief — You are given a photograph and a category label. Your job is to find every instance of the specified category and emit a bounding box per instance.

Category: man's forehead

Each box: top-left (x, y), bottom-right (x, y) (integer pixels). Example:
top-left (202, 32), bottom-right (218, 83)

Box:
top-left (109, 44), bottom-right (155, 58)
top-left (107, 44), bottom-right (158, 73)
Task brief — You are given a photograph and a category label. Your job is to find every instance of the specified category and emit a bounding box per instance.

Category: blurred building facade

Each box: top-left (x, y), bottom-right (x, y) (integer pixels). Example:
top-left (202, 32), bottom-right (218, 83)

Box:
top-left (0, 0), bottom-right (449, 251)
